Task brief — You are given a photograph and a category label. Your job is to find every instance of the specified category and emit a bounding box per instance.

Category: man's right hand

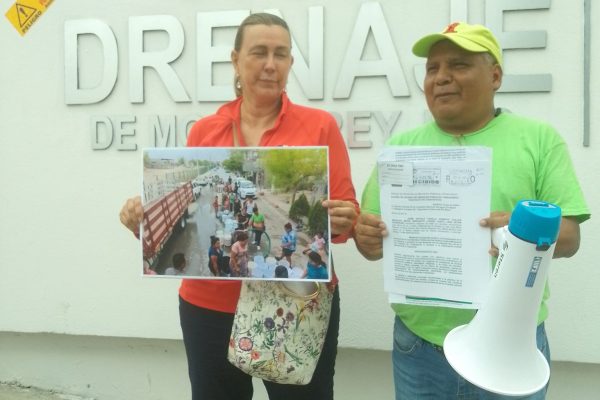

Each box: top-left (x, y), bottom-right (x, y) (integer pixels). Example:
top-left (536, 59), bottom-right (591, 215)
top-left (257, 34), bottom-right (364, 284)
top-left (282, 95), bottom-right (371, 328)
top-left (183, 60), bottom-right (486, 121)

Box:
top-left (119, 196), bottom-right (143, 234)
top-left (353, 213), bottom-right (388, 261)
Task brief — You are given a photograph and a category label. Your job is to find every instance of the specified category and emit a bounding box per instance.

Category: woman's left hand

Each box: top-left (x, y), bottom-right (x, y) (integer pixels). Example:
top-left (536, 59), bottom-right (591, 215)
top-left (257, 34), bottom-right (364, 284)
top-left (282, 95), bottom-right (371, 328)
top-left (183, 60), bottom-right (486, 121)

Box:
top-left (321, 200), bottom-right (358, 236)
top-left (119, 196), bottom-right (143, 234)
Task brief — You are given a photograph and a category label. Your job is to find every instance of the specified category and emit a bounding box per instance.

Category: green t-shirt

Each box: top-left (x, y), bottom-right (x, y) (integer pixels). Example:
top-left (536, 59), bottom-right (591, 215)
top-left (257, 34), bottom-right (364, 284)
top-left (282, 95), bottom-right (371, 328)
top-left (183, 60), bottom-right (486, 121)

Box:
top-left (249, 213), bottom-right (265, 229)
top-left (361, 112), bottom-right (590, 346)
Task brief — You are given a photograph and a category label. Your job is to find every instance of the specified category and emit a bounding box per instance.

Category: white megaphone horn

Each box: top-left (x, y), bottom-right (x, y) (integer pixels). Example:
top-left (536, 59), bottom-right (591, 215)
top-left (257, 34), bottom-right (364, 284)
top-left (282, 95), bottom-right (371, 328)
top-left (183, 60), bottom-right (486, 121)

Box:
top-left (444, 200), bottom-right (562, 396)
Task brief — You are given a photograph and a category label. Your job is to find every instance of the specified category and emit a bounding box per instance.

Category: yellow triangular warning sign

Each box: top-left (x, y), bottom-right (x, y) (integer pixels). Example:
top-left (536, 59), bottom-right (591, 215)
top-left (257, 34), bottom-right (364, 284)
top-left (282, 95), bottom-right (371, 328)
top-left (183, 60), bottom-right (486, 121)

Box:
top-left (15, 3), bottom-right (37, 28)
top-left (5, 0), bottom-right (53, 36)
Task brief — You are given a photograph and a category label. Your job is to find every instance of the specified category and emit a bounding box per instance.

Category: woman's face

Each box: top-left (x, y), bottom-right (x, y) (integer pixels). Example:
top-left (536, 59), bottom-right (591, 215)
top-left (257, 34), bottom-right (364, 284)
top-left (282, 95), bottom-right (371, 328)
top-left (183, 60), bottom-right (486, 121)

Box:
top-left (214, 239), bottom-right (221, 249)
top-left (232, 24), bottom-right (293, 105)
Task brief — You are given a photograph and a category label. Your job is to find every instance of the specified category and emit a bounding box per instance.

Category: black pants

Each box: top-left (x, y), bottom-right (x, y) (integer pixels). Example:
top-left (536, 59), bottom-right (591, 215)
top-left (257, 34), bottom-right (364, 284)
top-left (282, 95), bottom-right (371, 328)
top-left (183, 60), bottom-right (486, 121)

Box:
top-left (254, 229), bottom-right (264, 246)
top-left (179, 286), bottom-right (340, 400)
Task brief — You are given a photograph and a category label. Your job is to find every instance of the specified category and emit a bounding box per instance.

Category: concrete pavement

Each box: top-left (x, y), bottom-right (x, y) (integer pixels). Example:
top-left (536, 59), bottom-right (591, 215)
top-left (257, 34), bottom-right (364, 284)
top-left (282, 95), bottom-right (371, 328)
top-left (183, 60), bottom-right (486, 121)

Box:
top-left (0, 383), bottom-right (93, 400)
top-left (253, 188), bottom-right (314, 257)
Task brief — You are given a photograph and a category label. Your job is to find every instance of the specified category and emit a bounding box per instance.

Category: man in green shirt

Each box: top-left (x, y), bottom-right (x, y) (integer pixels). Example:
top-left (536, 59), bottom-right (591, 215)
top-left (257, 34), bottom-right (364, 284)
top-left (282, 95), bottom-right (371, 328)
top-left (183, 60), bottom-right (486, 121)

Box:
top-left (248, 205), bottom-right (266, 250)
top-left (354, 22), bottom-right (590, 399)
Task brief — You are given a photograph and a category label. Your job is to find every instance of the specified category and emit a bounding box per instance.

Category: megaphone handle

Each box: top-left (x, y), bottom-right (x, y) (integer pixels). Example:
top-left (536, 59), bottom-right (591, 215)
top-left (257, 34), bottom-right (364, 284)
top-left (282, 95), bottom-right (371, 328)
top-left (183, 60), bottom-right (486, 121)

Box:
top-left (491, 227), bottom-right (507, 249)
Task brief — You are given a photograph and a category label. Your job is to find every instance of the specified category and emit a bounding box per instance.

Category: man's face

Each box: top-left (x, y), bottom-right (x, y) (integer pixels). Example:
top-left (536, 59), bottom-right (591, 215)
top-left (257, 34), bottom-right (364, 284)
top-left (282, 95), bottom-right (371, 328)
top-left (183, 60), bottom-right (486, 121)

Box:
top-left (424, 40), bottom-right (502, 134)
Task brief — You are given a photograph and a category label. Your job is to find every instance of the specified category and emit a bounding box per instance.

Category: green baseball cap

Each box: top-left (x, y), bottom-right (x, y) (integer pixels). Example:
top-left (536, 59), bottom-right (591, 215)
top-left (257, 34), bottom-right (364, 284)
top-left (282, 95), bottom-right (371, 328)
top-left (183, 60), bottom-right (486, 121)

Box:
top-left (412, 22), bottom-right (503, 66)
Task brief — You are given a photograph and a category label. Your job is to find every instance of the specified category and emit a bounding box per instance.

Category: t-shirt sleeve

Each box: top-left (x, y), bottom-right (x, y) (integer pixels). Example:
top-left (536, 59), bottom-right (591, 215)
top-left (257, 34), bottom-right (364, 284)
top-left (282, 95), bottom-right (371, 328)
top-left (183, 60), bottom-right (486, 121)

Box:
top-left (361, 165), bottom-right (382, 216)
top-left (360, 132), bottom-right (408, 216)
top-left (536, 128), bottom-right (590, 223)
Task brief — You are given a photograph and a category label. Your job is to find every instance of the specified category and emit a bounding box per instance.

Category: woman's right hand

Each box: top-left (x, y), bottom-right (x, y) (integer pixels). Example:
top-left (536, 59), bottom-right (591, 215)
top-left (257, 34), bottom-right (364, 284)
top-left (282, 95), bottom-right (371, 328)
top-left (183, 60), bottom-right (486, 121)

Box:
top-left (119, 196), bottom-right (143, 234)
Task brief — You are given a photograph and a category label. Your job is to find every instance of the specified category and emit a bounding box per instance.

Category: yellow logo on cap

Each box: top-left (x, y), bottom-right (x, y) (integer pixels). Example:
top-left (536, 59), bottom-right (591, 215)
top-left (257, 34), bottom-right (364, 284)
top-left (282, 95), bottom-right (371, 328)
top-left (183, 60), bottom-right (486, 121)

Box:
top-left (5, 0), bottom-right (53, 36)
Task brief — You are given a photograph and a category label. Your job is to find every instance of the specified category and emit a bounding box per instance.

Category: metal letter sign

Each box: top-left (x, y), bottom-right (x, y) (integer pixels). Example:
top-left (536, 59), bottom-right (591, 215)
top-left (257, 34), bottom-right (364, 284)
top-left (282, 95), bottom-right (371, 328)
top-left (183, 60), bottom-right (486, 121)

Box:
top-left (62, 1), bottom-right (593, 149)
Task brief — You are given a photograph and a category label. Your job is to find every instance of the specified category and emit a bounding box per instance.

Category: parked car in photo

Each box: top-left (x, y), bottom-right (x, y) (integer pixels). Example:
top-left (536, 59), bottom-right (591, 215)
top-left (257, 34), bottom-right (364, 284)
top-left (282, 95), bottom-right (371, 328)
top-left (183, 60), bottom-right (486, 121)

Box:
top-left (238, 180), bottom-right (256, 199)
top-left (192, 181), bottom-right (202, 199)
top-left (193, 175), bottom-right (209, 187)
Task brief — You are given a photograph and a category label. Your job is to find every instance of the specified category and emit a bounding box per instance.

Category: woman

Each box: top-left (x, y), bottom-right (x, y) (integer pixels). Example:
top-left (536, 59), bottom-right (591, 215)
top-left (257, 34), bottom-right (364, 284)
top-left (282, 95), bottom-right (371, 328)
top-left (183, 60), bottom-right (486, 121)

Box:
top-left (236, 209), bottom-right (249, 230)
top-left (143, 260), bottom-right (157, 275)
top-left (223, 193), bottom-right (230, 214)
top-left (212, 195), bottom-right (219, 218)
top-left (233, 196), bottom-right (242, 217)
top-left (243, 195), bottom-right (255, 216)
top-left (229, 231), bottom-right (249, 277)
top-left (303, 231), bottom-right (326, 259)
top-left (208, 236), bottom-right (225, 277)
top-left (248, 205), bottom-right (266, 249)
top-left (304, 251), bottom-right (328, 280)
top-left (120, 13), bottom-right (358, 400)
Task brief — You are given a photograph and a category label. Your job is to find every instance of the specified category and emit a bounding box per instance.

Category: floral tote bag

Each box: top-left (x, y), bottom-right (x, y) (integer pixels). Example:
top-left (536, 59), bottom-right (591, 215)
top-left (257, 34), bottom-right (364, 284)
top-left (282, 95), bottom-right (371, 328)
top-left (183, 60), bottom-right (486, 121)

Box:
top-left (227, 281), bottom-right (333, 384)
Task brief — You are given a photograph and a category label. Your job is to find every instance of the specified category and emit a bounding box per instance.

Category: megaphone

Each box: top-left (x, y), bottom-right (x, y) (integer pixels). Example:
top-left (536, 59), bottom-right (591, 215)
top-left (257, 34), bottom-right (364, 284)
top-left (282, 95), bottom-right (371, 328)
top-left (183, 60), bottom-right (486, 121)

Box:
top-left (444, 200), bottom-right (562, 396)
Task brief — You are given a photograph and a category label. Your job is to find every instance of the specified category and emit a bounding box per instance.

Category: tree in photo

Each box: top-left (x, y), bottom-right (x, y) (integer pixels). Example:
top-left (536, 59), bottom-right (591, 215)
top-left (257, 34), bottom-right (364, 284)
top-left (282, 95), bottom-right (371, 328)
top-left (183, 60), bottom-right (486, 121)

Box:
top-left (289, 193), bottom-right (310, 224)
top-left (260, 148), bottom-right (327, 205)
top-left (308, 199), bottom-right (328, 236)
top-left (222, 150), bottom-right (245, 175)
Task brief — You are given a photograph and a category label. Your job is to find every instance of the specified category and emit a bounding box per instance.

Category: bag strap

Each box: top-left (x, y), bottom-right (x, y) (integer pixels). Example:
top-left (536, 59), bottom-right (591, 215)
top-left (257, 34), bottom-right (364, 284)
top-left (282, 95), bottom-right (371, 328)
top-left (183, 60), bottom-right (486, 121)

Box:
top-left (278, 282), bottom-right (320, 300)
top-left (232, 122), bottom-right (239, 147)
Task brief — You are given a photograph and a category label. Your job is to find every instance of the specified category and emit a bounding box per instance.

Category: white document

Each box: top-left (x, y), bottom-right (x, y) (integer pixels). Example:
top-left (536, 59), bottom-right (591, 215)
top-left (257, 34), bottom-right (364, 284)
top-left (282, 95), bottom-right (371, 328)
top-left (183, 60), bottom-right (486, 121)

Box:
top-left (378, 146), bottom-right (492, 309)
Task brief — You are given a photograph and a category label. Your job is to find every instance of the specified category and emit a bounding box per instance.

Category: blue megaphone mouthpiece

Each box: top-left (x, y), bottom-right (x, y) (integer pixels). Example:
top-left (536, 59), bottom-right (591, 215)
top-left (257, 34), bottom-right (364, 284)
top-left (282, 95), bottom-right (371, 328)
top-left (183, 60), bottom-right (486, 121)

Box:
top-left (508, 200), bottom-right (561, 251)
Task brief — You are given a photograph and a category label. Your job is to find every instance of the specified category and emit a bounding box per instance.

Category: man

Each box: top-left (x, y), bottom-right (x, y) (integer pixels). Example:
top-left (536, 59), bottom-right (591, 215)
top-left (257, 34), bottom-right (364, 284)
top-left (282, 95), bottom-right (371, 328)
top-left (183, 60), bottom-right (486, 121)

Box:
top-left (354, 22), bottom-right (590, 399)
top-left (248, 205), bottom-right (266, 250)
top-left (165, 253), bottom-right (187, 276)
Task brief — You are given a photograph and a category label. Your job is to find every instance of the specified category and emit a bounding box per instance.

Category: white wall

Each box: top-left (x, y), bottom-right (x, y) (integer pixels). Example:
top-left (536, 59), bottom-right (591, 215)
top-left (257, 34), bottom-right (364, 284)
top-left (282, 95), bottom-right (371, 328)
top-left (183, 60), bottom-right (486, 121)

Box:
top-left (0, 0), bottom-right (598, 366)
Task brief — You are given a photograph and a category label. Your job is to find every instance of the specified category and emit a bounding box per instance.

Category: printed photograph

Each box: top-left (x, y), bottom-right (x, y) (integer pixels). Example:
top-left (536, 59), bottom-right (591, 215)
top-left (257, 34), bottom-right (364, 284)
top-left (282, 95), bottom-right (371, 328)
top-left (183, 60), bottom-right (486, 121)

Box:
top-left (141, 146), bottom-right (331, 281)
